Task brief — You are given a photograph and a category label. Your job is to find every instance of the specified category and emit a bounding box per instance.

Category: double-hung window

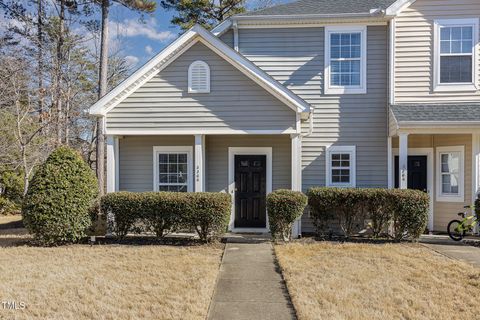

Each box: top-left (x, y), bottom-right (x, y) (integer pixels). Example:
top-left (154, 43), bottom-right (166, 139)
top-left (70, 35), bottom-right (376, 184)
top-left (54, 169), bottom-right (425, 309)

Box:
top-left (434, 19), bottom-right (479, 91)
top-left (326, 146), bottom-right (356, 187)
top-left (325, 26), bottom-right (367, 94)
top-left (436, 146), bottom-right (464, 202)
top-left (153, 146), bottom-right (193, 192)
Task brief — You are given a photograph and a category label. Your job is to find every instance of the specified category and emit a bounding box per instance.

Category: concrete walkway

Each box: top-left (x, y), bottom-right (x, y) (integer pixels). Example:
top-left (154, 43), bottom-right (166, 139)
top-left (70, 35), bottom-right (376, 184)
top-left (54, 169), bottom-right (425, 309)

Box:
top-left (207, 240), bottom-right (296, 320)
top-left (420, 235), bottom-right (480, 267)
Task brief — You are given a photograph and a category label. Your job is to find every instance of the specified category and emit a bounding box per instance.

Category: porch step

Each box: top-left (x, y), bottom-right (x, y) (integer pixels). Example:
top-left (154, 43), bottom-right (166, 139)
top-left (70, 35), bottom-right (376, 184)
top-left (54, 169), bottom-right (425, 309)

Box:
top-left (222, 232), bottom-right (272, 244)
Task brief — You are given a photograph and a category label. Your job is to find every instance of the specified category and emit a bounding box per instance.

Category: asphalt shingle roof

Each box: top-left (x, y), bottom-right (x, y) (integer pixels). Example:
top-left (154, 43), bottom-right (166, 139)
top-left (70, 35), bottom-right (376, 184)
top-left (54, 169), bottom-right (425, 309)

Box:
top-left (237, 0), bottom-right (398, 16)
top-left (390, 104), bottom-right (480, 123)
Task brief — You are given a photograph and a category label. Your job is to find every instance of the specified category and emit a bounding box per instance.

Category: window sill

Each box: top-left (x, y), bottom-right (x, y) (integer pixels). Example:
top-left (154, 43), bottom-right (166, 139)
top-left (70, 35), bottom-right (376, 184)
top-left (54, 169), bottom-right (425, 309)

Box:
top-left (188, 90), bottom-right (210, 94)
top-left (436, 194), bottom-right (464, 203)
top-left (324, 87), bottom-right (367, 95)
top-left (433, 84), bottom-right (478, 92)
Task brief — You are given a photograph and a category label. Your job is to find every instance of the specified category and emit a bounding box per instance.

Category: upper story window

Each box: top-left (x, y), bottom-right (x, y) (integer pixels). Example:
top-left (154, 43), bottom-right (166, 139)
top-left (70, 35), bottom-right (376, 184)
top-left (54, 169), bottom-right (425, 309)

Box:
top-left (325, 26), bottom-right (367, 95)
top-left (434, 19), bottom-right (479, 92)
top-left (188, 60), bottom-right (210, 93)
top-left (326, 146), bottom-right (356, 187)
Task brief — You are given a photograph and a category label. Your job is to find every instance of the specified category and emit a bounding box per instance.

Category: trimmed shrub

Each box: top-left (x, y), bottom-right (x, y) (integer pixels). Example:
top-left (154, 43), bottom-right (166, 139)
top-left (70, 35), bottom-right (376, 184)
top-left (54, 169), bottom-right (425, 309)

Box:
top-left (267, 189), bottom-right (307, 241)
top-left (306, 187), bottom-right (337, 235)
top-left (142, 192), bottom-right (186, 237)
top-left (363, 189), bottom-right (393, 238)
top-left (100, 192), bottom-right (231, 242)
top-left (0, 196), bottom-right (19, 215)
top-left (183, 193), bottom-right (231, 242)
top-left (22, 147), bottom-right (98, 245)
top-left (307, 188), bottom-right (366, 237)
top-left (390, 189), bottom-right (429, 240)
top-left (0, 170), bottom-right (24, 204)
top-left (101, 192), bottom-right (143, 239)
top-left (307, 187), bottom-right (429, 240)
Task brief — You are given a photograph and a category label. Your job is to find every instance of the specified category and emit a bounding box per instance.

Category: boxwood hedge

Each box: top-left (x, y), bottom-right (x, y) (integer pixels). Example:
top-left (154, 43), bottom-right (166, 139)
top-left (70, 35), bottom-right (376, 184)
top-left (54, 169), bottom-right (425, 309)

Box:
top-left (101, 191), bottom-right (231, 242)
top-left (266, 189), bottom-right (307, 241)
top-left (307, 187), bottom-right (429, 240)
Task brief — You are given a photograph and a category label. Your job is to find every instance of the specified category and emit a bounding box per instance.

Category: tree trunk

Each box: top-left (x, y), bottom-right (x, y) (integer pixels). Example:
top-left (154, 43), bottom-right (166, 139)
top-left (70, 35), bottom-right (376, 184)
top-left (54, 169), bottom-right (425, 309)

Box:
top-left (37, 0), bottom-right (45, 125)
top-left (96, 0), bottom-right (110, 196)
top-left (55, 0), bottom-right (65, 145)
top-left (21, 145), bottom-right (29, 196)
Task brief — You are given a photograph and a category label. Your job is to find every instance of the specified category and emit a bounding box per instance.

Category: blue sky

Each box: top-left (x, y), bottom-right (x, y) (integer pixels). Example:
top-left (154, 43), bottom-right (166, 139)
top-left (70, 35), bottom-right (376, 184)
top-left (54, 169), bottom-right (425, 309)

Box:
top-left (0, 0), bottom-right (292, 67)
top-left (110, 0), bottom-right (292, 67)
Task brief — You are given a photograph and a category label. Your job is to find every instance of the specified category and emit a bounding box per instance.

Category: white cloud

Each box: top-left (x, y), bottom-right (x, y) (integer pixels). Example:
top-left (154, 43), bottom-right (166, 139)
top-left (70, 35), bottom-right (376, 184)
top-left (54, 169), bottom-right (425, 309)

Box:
top-left (110, 18), bottom-right (175, 42)
top-left (145, 45), bottom-right (153, 55)
top-left (124, 55), bottom-right (139, 66)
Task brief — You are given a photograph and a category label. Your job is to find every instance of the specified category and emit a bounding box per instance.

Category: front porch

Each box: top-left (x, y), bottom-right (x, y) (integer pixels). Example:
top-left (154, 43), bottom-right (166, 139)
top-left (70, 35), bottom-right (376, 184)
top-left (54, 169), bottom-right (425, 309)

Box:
top-left (388, 131), bottom-right (480, 233)
top-left (105, 134), bottom-right (302, 235)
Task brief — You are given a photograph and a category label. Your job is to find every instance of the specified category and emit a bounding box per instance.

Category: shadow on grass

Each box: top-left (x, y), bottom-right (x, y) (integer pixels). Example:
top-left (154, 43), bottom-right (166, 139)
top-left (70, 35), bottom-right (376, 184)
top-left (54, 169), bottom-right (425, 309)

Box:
top-left (0, 215), bottom-right (23, 229)
top-left (90, 235), bottom-right (215, 247)
top-left (0, 228), bottom-right (31, 247)
top-left (297, 235), bottom-right (406, 245)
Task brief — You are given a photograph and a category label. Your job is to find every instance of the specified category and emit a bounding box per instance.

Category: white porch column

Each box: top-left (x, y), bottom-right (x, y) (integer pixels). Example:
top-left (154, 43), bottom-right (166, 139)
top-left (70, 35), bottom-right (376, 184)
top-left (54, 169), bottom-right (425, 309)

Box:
top-left (473, 134), bottom-right (480, 234)
top-left (106, 136), bottom-right (119, 193)
top-left (194, 134), bottom-right (205, 192)
top-left (291, 134), bottom-right (302, 238)
top-left (398, 133), bottom-right (409, 189)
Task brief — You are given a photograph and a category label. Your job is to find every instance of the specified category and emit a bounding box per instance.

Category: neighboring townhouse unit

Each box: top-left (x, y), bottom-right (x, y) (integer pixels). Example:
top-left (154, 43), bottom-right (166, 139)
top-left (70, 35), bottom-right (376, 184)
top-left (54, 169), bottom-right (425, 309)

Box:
top-left (89, 0), bottom-right (480, 236)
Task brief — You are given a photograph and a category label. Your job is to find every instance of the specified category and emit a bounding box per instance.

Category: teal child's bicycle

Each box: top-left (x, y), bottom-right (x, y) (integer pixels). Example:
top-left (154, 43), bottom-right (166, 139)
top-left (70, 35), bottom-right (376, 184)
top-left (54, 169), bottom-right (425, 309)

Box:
top-left (447, 205), bottom-right (478, 241)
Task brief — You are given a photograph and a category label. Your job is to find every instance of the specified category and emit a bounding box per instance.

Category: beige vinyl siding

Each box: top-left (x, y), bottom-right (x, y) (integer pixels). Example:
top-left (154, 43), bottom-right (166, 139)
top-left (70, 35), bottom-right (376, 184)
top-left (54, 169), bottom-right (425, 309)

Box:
top-left (394, 0), bottom-right (480, 103)
top-left (107, 42), bottom-right (296, 133)
top-left (238, 26), bottom-right (389, 232)
top-left (206, 135), bottom-right (291, 192)
top-left (392, 134), bottom-right (472, 231)
top-left (119, 136), bottom-right (195, 192)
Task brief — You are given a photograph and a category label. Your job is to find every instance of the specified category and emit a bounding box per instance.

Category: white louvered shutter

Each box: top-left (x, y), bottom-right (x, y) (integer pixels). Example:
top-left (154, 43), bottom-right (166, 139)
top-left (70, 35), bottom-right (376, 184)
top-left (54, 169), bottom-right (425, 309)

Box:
top-left (188, 61), bottom-right (210, 93)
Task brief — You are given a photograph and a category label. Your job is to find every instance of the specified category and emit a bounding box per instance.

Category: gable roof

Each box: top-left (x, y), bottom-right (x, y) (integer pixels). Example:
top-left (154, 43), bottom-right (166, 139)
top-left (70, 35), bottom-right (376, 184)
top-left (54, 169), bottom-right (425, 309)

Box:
top-left (89, 25), bottom-right (310, 116)
top-left (235, 0), bottom-right (398, 17)
top-left (390, 104), bottom-right (480, 125)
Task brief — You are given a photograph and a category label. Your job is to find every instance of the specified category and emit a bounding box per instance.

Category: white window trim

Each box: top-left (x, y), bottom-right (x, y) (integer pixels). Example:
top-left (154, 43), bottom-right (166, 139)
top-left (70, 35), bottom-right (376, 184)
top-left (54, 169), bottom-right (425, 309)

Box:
top-left (324, 25), bottom-right (367, 95)
top-left (153, 146), bottom-right (194, 192)
top-left (433, 18), bottom-right (479, 92)
top-left (188, 60), bottom-right (210, 93)
top-left (436, 146), bottom-right (464, 203)
top-left (326, 145), bottom-right (356, 187)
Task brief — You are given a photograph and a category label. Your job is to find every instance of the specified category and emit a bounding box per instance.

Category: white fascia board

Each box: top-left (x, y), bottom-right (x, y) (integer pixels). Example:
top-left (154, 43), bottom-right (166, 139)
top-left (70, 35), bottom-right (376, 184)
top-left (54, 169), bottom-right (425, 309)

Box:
top-left (211, 19), bottom-right (232, 36)
top-left (89, 24), bottom-right (309, 116)
top-left (385, 0), bottom-right (417, 16)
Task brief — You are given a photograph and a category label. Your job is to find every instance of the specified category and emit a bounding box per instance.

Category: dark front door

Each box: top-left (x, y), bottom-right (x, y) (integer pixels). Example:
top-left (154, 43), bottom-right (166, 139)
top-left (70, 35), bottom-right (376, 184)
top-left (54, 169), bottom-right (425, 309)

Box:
top-left (234, 155), bottom-right (267, 228)
top-left (394, 155), bottom-right (428, 192)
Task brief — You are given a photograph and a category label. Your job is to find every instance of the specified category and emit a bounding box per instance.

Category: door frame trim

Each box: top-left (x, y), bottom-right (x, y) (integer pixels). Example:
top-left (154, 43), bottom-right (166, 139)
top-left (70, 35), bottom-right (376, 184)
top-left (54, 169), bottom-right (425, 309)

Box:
top-left (392, 148), bottom-right (434, 232)
top-left (228, 147), bottom-right (272, 232)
